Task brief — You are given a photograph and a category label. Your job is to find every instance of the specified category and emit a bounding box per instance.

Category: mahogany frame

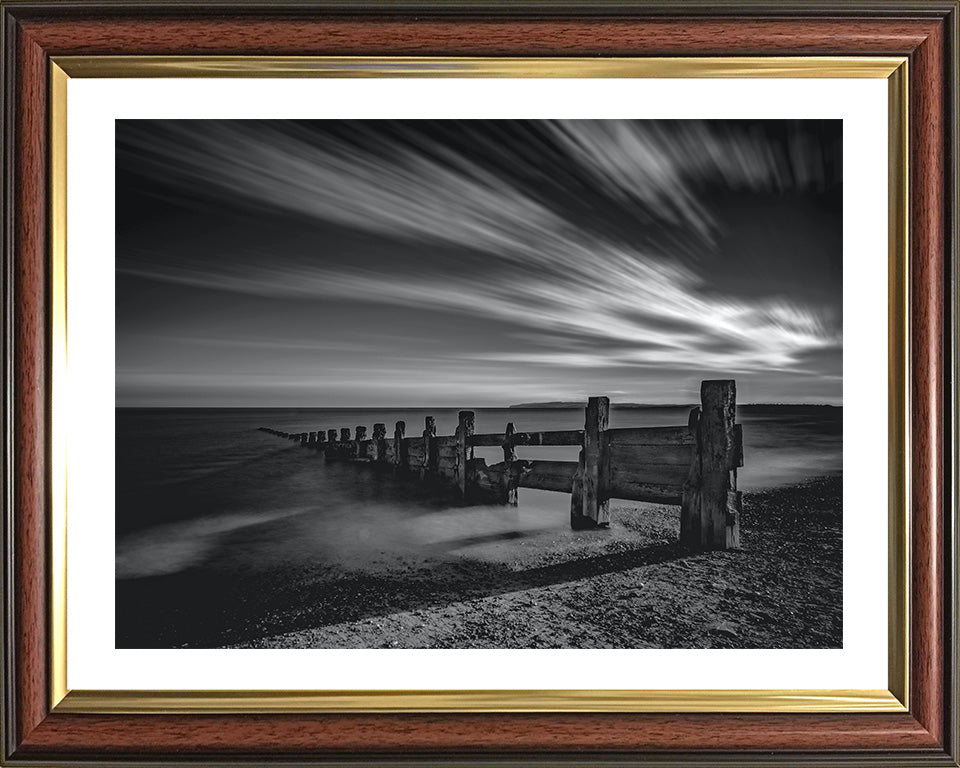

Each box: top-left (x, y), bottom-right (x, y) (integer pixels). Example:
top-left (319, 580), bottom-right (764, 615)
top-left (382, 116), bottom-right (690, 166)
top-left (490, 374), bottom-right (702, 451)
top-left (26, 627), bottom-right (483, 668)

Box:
top-left (1, 1), bottom-right (957, 765)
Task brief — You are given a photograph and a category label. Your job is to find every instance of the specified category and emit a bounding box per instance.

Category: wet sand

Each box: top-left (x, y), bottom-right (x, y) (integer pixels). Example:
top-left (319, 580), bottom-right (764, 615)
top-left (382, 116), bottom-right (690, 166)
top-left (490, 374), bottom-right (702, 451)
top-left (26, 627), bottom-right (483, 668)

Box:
top-left (141, 475), bottom-right (843, 650)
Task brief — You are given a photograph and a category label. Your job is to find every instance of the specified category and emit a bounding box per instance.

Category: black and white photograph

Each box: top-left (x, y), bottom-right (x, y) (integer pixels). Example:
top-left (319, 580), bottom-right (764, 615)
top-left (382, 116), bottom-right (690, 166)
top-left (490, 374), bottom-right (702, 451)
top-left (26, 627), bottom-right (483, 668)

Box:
top-left (115, 118), bottom-right (843, 650)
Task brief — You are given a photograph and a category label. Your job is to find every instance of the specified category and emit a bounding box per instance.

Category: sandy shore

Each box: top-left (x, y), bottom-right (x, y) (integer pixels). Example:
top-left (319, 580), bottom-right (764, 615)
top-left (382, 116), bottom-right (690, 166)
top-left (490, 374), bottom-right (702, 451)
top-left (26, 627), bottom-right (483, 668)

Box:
top-left (224, 475), bottom-right (841, 649)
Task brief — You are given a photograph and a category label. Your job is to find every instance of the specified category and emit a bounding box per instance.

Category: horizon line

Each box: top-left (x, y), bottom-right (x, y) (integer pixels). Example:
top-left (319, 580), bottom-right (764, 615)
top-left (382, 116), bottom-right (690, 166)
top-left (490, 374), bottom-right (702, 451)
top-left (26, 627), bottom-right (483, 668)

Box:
top-left (114, 401), bottom-right (844, 409)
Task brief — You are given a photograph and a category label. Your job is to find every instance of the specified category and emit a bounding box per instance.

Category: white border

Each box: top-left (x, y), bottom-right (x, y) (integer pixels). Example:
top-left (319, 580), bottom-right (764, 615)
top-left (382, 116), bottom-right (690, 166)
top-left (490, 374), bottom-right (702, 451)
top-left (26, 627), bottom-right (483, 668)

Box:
top-left (66, 77), bottom-right (887, 691)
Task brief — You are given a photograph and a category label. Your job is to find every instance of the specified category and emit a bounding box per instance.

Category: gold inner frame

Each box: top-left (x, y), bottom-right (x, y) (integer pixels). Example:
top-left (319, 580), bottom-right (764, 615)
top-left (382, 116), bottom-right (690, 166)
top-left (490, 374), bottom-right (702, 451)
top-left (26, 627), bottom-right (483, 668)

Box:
top-left (48, 55), bottom-right (910, 714)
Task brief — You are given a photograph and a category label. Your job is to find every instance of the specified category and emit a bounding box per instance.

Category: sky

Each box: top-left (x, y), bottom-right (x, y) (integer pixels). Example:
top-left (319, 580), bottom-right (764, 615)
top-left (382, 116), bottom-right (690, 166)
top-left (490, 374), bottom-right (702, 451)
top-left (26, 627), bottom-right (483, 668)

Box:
top-left (116, 119), bottom-right (842, 407)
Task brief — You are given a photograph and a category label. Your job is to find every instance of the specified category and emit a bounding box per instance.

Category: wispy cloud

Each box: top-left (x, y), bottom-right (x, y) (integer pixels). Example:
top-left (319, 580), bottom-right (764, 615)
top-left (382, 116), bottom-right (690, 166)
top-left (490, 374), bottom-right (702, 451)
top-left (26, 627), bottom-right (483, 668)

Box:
top-left (118, 120), bottom-right (841, 388)
top-left (121, 255), bottom-right (839, 375)
top-left (544, 121), bottom-right (836, 237)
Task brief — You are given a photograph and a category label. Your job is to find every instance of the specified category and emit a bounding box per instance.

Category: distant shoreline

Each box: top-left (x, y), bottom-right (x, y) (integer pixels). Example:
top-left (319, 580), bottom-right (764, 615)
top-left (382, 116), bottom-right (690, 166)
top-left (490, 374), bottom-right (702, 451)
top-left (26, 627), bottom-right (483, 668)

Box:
top-left (115, 403), bottom-right (844, 411)
top-left (508, 402), bottom-right (842, 410)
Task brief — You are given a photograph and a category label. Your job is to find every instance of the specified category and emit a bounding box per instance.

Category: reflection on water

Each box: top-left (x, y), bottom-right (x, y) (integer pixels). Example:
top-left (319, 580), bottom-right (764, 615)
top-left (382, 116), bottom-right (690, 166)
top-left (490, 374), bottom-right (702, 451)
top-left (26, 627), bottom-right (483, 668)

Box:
top-left (116, 406), bottom-right (841, 579)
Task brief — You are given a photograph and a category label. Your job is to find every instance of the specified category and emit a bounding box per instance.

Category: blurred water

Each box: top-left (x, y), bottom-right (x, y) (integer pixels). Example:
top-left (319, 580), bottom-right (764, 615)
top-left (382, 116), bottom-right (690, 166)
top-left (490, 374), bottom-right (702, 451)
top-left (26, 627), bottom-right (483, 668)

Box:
top-left (116, 406), bottom-right (841, 581)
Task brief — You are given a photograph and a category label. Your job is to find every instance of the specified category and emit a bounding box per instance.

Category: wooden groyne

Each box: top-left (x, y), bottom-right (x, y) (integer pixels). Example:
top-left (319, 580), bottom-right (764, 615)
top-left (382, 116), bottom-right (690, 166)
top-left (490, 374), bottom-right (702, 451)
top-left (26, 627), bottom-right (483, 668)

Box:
top-left (260, 379), bottom-right (743, 551)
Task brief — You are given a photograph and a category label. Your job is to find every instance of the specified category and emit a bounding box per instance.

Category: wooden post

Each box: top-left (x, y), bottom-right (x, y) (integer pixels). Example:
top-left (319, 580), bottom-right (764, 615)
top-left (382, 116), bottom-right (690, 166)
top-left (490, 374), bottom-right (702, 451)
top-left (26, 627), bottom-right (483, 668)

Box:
top-left (300, 432), bottom-right (308, 445)
top-left (354, 426), bottom-right (366, 460)
top-left (570, 396), bottom-right (609, 529)
top-left (422, 416), bottom-right (436, 477)
top-left (680, 406), bottom-right (702, 548)
top-left (308, 431), bottom-right (317, 447)
top-left (681, 380), bottom-right (741, 551)
top-left (502, 422), bottom-right (519, 505)
top-left (373, 423), bottom-right (386, 462)
top-left (340, 428), bottom-right (351, 443)
top-left (455, 410), bottom-right (475, 498)
top-left (316, 430), bottom-right (326, 451)
top-left (394, 421), bottom-right (406, 470)
top-left (327, 429), bottom-right (337, 444)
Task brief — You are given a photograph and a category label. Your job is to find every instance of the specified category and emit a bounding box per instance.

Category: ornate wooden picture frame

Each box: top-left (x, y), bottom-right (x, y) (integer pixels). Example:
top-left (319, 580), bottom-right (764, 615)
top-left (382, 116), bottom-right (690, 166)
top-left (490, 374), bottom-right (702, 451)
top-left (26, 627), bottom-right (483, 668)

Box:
top-left (1, 2), bottom-right (957, 765)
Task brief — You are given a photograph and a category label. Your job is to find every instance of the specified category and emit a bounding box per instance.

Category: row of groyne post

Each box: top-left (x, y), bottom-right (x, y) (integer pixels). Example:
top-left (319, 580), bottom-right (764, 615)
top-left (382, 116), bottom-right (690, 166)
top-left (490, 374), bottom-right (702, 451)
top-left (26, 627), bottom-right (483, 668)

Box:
top-left (260, 379), bottom-right (743, 551)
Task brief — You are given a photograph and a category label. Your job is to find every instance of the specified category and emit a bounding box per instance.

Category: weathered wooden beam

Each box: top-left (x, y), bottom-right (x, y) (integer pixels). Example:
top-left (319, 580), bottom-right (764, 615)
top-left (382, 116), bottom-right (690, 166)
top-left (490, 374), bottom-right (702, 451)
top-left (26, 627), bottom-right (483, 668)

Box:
top-left (570, 396), bottom-right (609, 529)
top-left (521, 459), bottom-right (578, 493)
top-left (348, 426), bottom-right (367, 459)
top-left (469, 433), bottom-right (507, 447)
top-left (373, 423), bottom-right (387, 462)
top-left (405, 439), bottom-right (425, 469)
top-left (456, 410), bottom-right (475, 498)
top-left (607, 443), bottom-right (695, 470)
top-left (608, 477), bottom-right (683, 505)
top-left (608, 461), bottom-right (689, 488)
top-left (469, 457), bottom-right (531, 502)
top-left (469, 429), bottom-right (584, 447)
top-left (308, 431), bottom-right (317, 447)
top-left (357, 439), bottom-right (375, 460)
top-left (393, 421), bottom-right (406, 471)
top-left (606, 426), bottom-right (697, 447)
top-left (421, 416), bottom-right (437, 477)
top-left (315, 430), bottom-right (326, 451)
top-left (730, 423), bottom-right (744, 470)
top-left (340, 428), bottom-right (351, 443)
top-left (434, 435), bottom-right (457, 483)
top-left (680, 381), bottom-right (740, 551)
top-left (502, 423), bottom-right (518, 504)
top-left (513, 429), bottom-right (584, 447)
top-left (327, 429), bottom-right (338, 445)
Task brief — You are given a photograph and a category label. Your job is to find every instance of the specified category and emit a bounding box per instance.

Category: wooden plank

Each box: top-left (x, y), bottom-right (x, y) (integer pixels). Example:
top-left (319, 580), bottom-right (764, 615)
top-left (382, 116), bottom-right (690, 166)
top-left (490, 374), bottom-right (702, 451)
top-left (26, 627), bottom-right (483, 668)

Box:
top-left (608, 443), bottom-right (695, 468)
top-left (608, 478), bottom-right (683, 505)
top-left (606, 425), bottom-right (696, 447)
top-left (469, 457), bottom-right (530, 503)
top-left (512, 429), bottom-right (584, 446)
top-left (469, 429), bottom-right (584, 447)
top-left (357, 439), bottom-right (375, 460)
top-left (436, 455), bottom-right (457, 482)
top-left (609, 463), bottom-right (688, 492)
top-left (405, 442), bottom-right (426, 463)
top-left (468, 433), bottom-right (503, 447)
top-left (520, 460), bottom-right (578, 493)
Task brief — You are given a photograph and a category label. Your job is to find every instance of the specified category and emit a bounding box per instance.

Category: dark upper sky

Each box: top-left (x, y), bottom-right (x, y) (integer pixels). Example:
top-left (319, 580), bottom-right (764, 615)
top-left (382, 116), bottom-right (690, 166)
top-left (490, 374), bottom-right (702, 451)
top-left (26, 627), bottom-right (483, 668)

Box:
top-left (116, 119), bottom-right (842, 407)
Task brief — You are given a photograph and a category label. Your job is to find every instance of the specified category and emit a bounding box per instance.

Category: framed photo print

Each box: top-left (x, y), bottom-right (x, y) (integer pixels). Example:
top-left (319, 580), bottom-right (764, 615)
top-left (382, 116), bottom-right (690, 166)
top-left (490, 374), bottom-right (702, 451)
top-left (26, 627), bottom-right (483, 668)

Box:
top-left (1, 2), bottom-right (957, 766)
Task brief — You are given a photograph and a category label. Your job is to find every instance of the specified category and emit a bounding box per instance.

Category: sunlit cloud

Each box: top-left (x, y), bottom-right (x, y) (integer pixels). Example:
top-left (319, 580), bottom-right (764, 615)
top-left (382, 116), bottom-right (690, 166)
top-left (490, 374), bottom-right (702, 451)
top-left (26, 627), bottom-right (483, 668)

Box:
top-left (121, 256), bottom-right (839, 375)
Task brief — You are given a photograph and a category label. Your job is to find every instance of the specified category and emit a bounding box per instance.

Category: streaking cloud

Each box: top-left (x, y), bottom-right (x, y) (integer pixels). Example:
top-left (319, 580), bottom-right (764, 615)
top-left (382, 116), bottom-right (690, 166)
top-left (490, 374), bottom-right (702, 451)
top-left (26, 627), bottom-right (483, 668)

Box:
top-left (116, 119), bottom-right (842, 404)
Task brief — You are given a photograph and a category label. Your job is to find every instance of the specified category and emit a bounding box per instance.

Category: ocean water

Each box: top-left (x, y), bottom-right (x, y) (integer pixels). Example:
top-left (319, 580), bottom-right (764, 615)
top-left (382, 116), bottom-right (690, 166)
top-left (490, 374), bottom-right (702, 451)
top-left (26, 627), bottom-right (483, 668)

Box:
top-left (116, 405), bottom-right (840, 581)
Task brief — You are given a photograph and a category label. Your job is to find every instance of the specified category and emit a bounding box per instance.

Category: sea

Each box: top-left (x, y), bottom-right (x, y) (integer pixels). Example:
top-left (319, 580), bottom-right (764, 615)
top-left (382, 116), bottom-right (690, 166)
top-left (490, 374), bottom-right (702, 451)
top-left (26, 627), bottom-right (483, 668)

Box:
top-left (114, 405), bottom-right (841, 645)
